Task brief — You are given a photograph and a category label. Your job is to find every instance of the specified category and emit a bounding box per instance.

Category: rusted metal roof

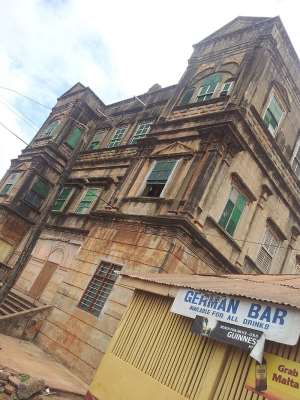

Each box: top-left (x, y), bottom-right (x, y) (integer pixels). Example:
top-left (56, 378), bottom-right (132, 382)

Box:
top-left (120, 272), bottom-right (300, 309)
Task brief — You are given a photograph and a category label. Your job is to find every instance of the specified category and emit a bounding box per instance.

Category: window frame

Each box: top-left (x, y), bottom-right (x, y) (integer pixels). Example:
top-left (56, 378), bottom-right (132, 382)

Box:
top-left (262, 92), bottom-right (285, 137)
top-left (52, 187), bottom-right (74, 212)
top-left (130, 121), bottom-right (152, 144)
top-left (75, 187), bottom-right (100, 214)
top-left (24, 177), bottom-right (51, 209)
top-left (88, 129), bottom-right (107, 150)
top-left (0, 173), bottom-right (21, 195)
top-left (108, 126), bottom-right (128, 148)
top-left (219, 81), bottom-right (234, 97)
top-left (78, 261), bottom-right (122, 317)
top-left (40, 120), bottom-right (61, 137)
top-left (141, 158), bottom-right (179, 198)
top-left (65, 127), bottom-right (83, 149)
top-left (218, 186), bottom-right (247, 236)
top-left (256, 226), bottom-right (280, 272)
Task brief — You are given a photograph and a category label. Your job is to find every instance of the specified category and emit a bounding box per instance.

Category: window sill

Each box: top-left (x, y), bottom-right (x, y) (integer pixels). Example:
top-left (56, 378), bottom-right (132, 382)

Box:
top-left (206, 215), bottom-right (242, 251)
top-left (123, 196), bottom-right (173, 204)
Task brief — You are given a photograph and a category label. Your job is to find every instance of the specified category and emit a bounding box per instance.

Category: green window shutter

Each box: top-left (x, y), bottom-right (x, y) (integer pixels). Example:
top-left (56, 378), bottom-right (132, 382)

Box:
top-left (147, 160), bottom-right (177, 184)
top-left (219, 199), bottom-right (235, 229)
top-left (219, 190), bottom-right (246, 236)
top-left (32, 179), bottom-right (50, 198)
top-left (76, 188), bottom-right (98, 214)
top-left (269, 97), bottom-right (283, 123)
top-left (180, 88), bottom-right (194, 105)
top-left (131, 122), bottom-right (152, 144)
top-left (201, 74), bottom-right (221, 87)
top-left (89, 141), bottom-right (100, 150)
top-left (66, 127), bottom-right (82, 149)
top-left (197, 74), bottom-right (221, 102)
top-left (52, 187), bottom-right (72, 212)
top-left (43, 120), bottom-right (60, 137)
top-left (89, 130), bottom-right (105, 150)
top-left (225, 194), bottom-right (246, 235)
top-left (0, 184), bottom-right (12, 195)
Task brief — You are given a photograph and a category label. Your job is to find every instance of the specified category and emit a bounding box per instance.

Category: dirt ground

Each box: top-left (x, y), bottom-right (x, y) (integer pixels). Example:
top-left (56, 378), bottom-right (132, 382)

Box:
top-left (0, 334), bottom-right (88, 397)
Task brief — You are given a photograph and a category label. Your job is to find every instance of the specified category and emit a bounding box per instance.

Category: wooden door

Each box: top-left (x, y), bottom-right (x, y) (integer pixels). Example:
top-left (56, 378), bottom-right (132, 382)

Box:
top-left (29, 261), bottom-right (58, 299)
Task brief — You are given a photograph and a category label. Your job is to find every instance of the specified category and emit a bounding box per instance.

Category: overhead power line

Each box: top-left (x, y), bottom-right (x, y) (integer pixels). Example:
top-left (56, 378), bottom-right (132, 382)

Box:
top-left (0, 121), bottom-right (28, 145)
top-left (0, 86), bottom-right (51, 110)
top-left (0, 98), bottom-right (38, 130)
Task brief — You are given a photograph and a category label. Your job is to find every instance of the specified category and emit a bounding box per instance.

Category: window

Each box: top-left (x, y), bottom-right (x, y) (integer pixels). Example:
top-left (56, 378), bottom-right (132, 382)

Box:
top-left (130, 121), bottom-right (152, 144)
top-left (263, 95), bottom-right (284, 136)
top-left (180, 88), bottom-right (195, 105)
top-left (219, 81), bottom-right (234, 97)
top-left (219, 187), bottom-right (246, 236)
top-left (0, 173), bottom-right (20, 195)
top-left (256, 227), bottom-right (280, 272)
top-left (196, 74), bottom-right (221, 102)
top-left (75, 188), bottom-right (99, 214)
top-left (52, 187), bottom-right (73, 212)
top-left (108, 126), bottom-right (127, 148)
top-left (41, 120), bottom-right (60, 137)
top-left (143, 159), bottom-right (177, 197)
top-left (24, 178), bottom-right (50, 208)
top-left (292, 147), bottom-right (300, 179)
top-left (65, 127), bottom-right (82, 149)
top-left (89, 130), bottom-right (106, 150)
top-left (78, 261), bottom-right (122, 317)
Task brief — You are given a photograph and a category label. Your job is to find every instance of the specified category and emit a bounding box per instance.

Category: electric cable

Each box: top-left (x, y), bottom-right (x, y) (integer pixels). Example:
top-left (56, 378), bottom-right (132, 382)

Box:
top-left (0, 98), bottom-right (38, 130)
top-left (0, 121), bottom-right (28, 145)
top-left (0, 86), bottom-right (51, 110)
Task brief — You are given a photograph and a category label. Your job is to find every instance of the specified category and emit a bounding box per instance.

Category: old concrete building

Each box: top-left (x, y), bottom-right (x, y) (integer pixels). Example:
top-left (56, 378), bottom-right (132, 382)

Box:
top-left (0, 16), bottom-right (300, 382)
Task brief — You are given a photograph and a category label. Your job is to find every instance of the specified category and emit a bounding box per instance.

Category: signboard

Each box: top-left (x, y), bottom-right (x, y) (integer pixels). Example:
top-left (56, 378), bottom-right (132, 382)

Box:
top-left (191, 315), bottom-right (262, 351)
top-left (245, 352), bottom-right (300, 400)
top-left (171, 289), bottom-right (300, 345)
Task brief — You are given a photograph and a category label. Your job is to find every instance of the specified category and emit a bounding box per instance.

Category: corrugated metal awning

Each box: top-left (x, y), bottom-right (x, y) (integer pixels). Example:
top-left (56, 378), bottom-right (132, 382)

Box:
top-left (120, 272), bottom-right (300, 310)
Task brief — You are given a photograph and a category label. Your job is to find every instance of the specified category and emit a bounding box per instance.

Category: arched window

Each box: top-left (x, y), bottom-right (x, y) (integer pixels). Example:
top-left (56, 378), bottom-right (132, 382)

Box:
top-left (180, 88), bottom-right (195, 105)
top-left (196, 73), bottom-right (221, 102)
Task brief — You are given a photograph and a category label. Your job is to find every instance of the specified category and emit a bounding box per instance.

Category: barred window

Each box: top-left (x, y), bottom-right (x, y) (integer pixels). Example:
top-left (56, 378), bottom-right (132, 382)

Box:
top-left (108, 126), bottom-right (127, 148)
top-left (78, 262), bottom-right (122, 317)
top-left (256, 227), bottom-right (280, 272)
top-left (130, 121), bottom-right (152, 144)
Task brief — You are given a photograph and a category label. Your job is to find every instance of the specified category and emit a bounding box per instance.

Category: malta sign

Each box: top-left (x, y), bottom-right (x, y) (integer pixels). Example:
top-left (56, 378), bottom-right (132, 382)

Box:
top-left (171, 289), bottom-right (300, 345)
top-left (245, 353), bottom-right (300, 400)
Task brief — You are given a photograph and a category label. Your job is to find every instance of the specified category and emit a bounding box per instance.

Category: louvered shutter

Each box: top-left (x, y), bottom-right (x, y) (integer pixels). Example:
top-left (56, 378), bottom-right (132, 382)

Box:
top-left (147, 160), bottom-right (177, 184)
top-left (66, 127), bottom-right (82, 149)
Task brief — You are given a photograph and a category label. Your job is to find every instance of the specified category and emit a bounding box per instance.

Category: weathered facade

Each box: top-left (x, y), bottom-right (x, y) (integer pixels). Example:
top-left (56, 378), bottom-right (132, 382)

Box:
top-left (0, 16), bottom-right (300, 382)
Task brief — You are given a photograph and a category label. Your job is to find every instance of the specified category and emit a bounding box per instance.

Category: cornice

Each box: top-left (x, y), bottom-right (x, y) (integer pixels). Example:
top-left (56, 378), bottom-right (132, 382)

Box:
top-left (90, 210), bottom-right (241, 274)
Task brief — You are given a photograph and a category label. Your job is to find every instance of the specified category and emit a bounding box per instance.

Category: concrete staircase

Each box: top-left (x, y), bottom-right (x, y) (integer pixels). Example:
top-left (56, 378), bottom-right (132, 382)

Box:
top-left (0, 289), bottom-right (37, 316)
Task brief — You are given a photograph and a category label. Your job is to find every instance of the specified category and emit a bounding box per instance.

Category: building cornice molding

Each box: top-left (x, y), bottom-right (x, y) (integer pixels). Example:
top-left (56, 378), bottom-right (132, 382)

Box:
top-left (90, 210), bottom-right (241, 274)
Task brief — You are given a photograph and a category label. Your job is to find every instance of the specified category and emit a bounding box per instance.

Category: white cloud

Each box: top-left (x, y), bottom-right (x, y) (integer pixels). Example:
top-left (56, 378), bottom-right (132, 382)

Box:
top-left (0, 0), bottom-right (299, 177)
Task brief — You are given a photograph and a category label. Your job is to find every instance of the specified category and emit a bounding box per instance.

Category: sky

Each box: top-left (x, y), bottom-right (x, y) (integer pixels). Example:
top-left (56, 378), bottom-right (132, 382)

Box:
top-left (0, 0), bottom-right (298, 177)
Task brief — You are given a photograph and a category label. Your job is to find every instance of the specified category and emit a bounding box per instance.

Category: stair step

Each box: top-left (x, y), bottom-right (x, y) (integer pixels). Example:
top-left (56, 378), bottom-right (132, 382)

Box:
top-left (4, 298), bottom-right (24, 312)
top-left (1, 303), bottom-right (18, 314)
top-left (6, 294), bottom-right (31, 311)
top-left (7, 292), bottom-right (35, 309)
top-left (0, 309), bottom-right (8, 316)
